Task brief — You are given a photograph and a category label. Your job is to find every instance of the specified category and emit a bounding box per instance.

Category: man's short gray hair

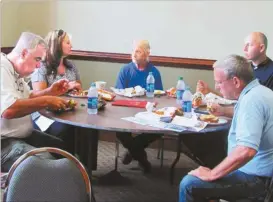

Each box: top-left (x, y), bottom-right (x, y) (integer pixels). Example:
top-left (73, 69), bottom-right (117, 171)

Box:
top-left (12, 32), bottom-right (48, 54)
top-left (213, 54), bottom-right (254, 85)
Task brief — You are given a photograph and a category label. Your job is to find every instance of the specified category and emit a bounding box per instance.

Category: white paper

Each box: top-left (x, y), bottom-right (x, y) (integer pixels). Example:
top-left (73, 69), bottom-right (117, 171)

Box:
top-left (171, 115), bottom-right (207, 132)
top-left (205, 93), bottom-right (237, 105)
top-left (35, 116), bottom-right (55, 132)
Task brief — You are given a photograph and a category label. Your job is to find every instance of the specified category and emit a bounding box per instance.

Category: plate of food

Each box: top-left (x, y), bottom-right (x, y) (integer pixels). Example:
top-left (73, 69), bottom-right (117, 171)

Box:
top-left (198, 114), bottom-right (228, 125)
top-left (166, 87), bottom-right (176, 98)
top-left (154, 90), bottom-right (166, 95)
top-left (68, 90), bottom-right (88, 98)
top-left (98, 89), bottom-right (116, 101)
top-left (48, 99), bottom-right (77, 113)
top-left (110, 86), bottom-right (145, 97)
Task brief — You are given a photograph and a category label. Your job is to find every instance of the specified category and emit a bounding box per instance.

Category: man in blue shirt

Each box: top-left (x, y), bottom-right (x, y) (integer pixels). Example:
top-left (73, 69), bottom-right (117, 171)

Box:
top-left (179, 55), bottom-right (273, 202)
top-left (115, 40), bottom-right (163, 90)
top-left (115, 40), bottom-right (163, 173)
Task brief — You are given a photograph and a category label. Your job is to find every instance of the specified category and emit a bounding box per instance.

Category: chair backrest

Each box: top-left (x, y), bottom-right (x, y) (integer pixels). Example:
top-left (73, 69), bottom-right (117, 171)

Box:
top-left (3, 147), bottom-right (91, 202)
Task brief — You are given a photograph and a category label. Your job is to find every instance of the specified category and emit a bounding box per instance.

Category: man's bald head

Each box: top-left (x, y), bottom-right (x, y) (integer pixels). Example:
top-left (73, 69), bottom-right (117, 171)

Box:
top-left (243, 32), bottom-right (268, 63)
top-left (248, 32), bottom-right (268, 51)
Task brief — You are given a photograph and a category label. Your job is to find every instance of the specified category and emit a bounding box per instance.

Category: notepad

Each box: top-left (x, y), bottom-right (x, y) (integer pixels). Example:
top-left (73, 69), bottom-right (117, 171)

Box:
top-left (112, 100), bottom-right (148, 108)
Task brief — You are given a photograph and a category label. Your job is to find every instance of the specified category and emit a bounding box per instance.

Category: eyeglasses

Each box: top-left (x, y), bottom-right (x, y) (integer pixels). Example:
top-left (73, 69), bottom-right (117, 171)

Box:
top-left (214, 78), bottom-right (232, 86)
top-left (57, 29), bottom-right (64, 37)
top-left (15, 80), bottom-right (24, 93)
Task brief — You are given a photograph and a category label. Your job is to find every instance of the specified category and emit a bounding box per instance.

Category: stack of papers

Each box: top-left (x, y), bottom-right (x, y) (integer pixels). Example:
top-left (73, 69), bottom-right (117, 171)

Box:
top-left (122, 112), bottom-right (208, 132)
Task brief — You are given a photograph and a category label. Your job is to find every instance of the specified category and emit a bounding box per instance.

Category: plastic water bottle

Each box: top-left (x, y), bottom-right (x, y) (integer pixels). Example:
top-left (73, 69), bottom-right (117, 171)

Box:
top-left (176, 76), bottom-right (185, 105)
top-left (87, 82), bottom-right (98, 115)
top-left (182, 86), bottom-right (193, 118)
top-left (146, 72), bottom-right (155, 98)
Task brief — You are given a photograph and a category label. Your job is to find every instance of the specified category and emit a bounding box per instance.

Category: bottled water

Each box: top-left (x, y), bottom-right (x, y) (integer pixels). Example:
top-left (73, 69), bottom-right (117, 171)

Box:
top-left (146, 72), bottom-right (155, 98)
top-left (87, 82), bottom-right (98, 115)
top-left (182, 86), bottom-right (193, 118)
top-left (176, 76), bottom-right (185, 106)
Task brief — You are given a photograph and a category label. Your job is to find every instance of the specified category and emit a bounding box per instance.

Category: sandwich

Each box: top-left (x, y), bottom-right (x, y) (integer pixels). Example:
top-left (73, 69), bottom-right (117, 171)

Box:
top-left (199, 114), bottom-right (219, 123)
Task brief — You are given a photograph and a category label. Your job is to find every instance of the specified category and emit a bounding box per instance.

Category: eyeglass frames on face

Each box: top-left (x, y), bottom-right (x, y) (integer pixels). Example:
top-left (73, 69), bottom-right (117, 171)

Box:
top-left (214, 78), bottom-right (232, 86)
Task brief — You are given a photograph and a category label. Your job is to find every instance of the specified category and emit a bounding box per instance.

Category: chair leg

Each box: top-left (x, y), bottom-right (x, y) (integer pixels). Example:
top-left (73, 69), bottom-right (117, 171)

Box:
top-left (160, 137), bottom-right (164, 168)
top-left (157, 139), bottom-right (161, 159)
top-left (114, 139), bottom-right (119, 171)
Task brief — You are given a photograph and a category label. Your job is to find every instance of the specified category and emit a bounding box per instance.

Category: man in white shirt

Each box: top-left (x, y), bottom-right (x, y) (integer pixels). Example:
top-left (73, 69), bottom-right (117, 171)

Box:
top-left (1, 32), bottom-right (71, 172)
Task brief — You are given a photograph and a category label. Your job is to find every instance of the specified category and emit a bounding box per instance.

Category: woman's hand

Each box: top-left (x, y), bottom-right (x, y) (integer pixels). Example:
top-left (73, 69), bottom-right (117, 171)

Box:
top-left (68, 81), bottom-right (82, 92)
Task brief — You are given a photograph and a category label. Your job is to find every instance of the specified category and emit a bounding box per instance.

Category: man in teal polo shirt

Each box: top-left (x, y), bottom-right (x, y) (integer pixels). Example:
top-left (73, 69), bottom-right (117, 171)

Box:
top-left (179, 55), bottom-right (273, 202)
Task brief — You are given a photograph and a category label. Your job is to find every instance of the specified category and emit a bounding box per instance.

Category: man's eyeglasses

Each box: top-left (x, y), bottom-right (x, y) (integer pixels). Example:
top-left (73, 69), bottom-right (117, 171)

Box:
top-left (15, 80), bottom-right (24, 93)
top-left (214, 78), bottom-right (232, 86)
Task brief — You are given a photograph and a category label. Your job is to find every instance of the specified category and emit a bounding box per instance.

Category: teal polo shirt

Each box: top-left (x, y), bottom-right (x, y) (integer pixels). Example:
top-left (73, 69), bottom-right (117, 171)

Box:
top-left (228, 79), bottom-right (273, 177)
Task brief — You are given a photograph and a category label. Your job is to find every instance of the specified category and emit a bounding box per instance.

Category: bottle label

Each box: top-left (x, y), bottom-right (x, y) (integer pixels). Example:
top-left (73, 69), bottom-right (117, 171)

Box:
top-left (182, 101), bottom-right (192, 113)
top-left (176, 90), bottom-right (184, 100)
top-left (88, 97), bottom-right (98, 109)
top-left (146, 83), bottom-right (155, 93)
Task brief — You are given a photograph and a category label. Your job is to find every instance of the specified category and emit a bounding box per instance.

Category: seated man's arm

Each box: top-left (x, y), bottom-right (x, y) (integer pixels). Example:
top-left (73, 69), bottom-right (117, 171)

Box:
top-left (1, 79), bottom-right (68, 119)
top-left (196, 80), bottom-right (222, 96)
top-left (210, 146), bottom-right (256, 180)
top-left (264, 74), bottom-right (273, 91)
top-left (210, 98), bottom-right (263, 180)
top-left (155, 70), bottom-right (163, 90)
top-left (209, 103), bottom-right (234, 118)
top-left (1, 96), bottom-right (67, 119)
top-left (115, 67), bottom-right (127, 89)
top-left (30, 79), bottom-right (69, 98)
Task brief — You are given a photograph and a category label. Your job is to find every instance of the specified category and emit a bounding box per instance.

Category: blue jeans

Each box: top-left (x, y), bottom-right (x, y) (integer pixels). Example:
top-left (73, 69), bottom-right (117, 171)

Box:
top-left (179, 170), bottom-right (268, 202)
top-left (1, 130), bottom-right (64, 172)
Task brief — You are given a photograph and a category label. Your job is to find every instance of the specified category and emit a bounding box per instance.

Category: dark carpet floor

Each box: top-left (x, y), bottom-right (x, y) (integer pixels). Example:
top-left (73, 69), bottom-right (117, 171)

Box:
top-left (91, 141), bottom-right (198, 202)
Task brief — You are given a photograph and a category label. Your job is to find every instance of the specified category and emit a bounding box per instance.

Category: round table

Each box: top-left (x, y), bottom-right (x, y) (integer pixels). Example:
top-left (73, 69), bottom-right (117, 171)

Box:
top-left (40, 94), bottom-right (230, 184)
top-left (41, 95), bottom-right (229, 134)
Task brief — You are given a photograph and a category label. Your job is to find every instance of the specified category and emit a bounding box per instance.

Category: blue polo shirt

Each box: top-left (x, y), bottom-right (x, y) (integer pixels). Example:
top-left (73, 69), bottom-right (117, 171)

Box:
top-left (252, 57), bottom-right (273, 90)
top-left (115, 62), bottom-right (163, 90)
top-left (228, 79), bottom-right (273, 177)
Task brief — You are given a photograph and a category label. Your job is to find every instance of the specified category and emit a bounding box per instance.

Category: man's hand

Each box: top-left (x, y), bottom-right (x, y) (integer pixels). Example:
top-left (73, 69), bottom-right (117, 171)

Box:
top-left (188, 166), bottom-right (214, 181)
top-left (207, 103), bottom-right (225, 116)
top-left (68, 81), bottom-right (82, 92)
top-left (49, 79), bottom-right (69, 96)
top-left (46, 96), bottom-right (69, 111)
top-left (196, 80), bottom-right (210, 95)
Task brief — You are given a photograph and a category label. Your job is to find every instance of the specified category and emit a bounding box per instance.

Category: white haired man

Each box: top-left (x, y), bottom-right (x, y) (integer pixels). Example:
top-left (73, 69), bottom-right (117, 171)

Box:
top-left (115, 40), bottom-right (163, 173)
top-left (179, 55), bottom-right (273, 202)
top-left (115, 40), bottom-right (163, 90)
top-left (1, 32), bottom-right (71, 172)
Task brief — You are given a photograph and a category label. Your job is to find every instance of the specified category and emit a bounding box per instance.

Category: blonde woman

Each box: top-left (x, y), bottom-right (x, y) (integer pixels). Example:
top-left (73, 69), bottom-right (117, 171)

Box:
top-left (31, 29), bottom-right (80, 154)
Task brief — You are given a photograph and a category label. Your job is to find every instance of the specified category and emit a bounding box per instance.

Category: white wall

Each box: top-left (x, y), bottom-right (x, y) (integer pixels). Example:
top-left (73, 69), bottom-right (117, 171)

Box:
top-left (1, 1), bottom-right (272, 92)
top-left (53, 1), bottom-right (273, 59)
top-left (1, 1), bottom-right (20, 47)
